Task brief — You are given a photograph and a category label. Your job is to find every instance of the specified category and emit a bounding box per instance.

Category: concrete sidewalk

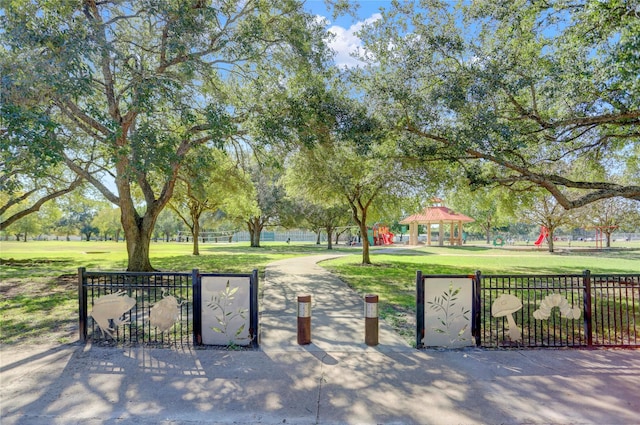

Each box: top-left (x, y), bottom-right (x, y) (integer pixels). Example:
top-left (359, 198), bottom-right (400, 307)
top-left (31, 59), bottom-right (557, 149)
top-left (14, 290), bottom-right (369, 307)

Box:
top-left (259, 254), bottom-right (412, 353)
top-left (2, 255), bottom-right (640, 425)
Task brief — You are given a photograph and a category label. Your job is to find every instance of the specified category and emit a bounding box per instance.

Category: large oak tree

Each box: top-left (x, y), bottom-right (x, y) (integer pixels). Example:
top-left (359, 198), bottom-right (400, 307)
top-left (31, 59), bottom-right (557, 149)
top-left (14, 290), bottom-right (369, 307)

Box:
top-left (357, 0), bottom-right (640, 209)
top-left (2, 0), bottom-right (326, 270)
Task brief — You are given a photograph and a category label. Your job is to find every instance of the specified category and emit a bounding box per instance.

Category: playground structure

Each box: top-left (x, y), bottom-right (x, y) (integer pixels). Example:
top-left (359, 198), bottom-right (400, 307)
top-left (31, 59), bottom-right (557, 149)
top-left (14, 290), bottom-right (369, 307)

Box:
top-left (399, 199), bottom-right (474, 246)
top-left (369, 223), bottom-right (394, 246)
top-left (534, 226), bottom-right (549, 246)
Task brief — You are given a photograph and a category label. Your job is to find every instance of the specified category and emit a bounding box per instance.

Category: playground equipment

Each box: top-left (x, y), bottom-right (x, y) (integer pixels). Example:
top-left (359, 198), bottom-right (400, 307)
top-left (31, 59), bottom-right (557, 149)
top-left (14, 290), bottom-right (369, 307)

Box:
top-left (534, 226), bottom-right (549, 246)
top-left (369, 223), bottom-right (394, 246)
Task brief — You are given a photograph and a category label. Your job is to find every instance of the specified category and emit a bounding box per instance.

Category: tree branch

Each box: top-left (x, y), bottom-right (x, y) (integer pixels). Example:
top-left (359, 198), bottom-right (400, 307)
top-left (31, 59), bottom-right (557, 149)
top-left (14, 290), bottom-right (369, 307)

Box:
top-left (0, 177), bottom-right (84, 230)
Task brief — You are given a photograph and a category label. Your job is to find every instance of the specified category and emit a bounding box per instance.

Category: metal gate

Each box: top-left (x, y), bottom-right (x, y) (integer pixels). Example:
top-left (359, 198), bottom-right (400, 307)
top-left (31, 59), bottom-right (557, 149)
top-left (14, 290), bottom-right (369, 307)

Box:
top-left (78, 268), bottom-right (258, 347)
top-left (417, 270), bottom-right (640, 348)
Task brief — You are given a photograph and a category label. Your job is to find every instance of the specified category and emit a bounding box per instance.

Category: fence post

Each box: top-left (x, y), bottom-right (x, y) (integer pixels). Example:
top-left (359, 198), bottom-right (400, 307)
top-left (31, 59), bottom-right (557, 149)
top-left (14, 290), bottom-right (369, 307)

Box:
top-left (78, 267), bottom-right (87, 343)
top-left (416, 270), bottom-right (424, 348)
top-left (192, 269), bottom-right (202, 345)
top-left (250, 269), bottom-right (259, 348)
top-left (583, 269), bottom-right (593, 347)
top-left (473, 270), bottom-right (482, 347)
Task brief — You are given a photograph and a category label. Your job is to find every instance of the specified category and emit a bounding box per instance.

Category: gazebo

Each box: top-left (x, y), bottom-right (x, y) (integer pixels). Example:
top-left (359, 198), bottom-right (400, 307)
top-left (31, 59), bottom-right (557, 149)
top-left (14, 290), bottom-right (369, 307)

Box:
top-left (400, 200), bottom-right (475, 246)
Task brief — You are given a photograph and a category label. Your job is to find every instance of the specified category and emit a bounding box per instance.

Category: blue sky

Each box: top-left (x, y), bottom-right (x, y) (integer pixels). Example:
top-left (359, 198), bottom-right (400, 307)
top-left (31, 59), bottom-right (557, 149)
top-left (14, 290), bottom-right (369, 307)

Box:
top-left (304, 1), bottom-right (394, 68)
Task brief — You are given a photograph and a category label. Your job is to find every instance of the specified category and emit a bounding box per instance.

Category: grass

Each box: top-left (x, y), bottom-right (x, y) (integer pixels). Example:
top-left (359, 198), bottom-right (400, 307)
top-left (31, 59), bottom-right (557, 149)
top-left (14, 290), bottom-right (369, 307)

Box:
top-left (0, 240), bottom-right (343, 344)
top-left (320, 245), bottom-right (640, 339)
top-left (1, 240), bottom-right (639, 345)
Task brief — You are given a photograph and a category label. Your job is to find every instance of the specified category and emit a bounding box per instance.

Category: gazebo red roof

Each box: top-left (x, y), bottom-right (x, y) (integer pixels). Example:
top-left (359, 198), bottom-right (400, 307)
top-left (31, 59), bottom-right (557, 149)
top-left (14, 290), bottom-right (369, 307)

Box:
top-left (400, 206), bottom-right (474, 224)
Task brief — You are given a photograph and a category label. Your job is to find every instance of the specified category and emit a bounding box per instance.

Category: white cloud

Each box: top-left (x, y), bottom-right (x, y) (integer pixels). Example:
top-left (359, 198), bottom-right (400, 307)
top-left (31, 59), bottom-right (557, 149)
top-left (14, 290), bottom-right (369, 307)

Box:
top-left (325, 13), bottom-right (381, 68)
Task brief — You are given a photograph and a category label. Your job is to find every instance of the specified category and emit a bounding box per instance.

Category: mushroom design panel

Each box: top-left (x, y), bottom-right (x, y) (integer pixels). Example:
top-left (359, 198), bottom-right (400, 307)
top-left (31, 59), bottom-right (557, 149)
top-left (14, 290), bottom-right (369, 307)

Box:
top-left (492, 294), bottom-right (523, 342)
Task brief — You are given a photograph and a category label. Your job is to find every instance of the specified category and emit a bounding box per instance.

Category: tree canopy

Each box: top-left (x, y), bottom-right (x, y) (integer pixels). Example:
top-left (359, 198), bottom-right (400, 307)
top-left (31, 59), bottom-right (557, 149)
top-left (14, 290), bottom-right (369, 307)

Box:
top-left (1, 0), bottom-right (328, 270)
top-left (356, 0), bottom-right (640, 209)
top-left (3, 0), bottom-right (638, 261)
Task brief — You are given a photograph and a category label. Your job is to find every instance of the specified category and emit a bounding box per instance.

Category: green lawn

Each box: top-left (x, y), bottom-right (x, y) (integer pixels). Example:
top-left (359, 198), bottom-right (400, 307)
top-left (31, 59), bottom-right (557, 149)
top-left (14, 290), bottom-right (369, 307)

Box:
top-left (322, 245), bottom-right (640, 305)
top-left (0, 240), bottom-right (345, 344)
top-left (320, 244), bottom-right (640, 339)
top-left (0, 240), bottom-right (350, 277)
top-left (1, 240), bottom-right (638, 345)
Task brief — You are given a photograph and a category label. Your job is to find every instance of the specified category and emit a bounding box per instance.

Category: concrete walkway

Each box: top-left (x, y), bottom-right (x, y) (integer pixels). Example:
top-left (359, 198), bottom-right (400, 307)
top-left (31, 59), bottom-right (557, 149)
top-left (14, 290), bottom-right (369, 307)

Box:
top-left (259, 254), bottom-right (412, 353)
top-left (2, 255), bottom-right (640, 425)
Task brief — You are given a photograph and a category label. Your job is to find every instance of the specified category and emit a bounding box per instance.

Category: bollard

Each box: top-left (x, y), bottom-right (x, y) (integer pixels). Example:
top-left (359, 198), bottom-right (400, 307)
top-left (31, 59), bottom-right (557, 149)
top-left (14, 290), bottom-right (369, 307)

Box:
top-left (364, 294), bottom-right (379, 346)
top-left (297, 294), bottom-right (311, 345)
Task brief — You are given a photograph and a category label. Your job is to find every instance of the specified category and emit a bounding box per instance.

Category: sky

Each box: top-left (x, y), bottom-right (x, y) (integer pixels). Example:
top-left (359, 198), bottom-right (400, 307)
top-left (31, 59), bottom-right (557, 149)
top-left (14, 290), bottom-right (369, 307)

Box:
top-left (303, 1), bottom-right (394, 68)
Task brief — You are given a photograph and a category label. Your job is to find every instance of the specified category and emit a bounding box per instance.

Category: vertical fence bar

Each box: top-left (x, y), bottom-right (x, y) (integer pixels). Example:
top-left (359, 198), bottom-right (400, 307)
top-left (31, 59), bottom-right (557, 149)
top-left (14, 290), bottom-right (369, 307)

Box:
top-left (192, 269), bottom-right (202, 345)
top-left (630, 278), bottom-right (638, 345)
top-left (250, 269), bottom-right (259, 348)
top-left (416, 270), bottom-right (424, 349)
top-left (473, 270), bottom-right (482, 347)
top-left (78, 267), bottom-right (87, 343)
top-left (583, 270), bottom-right (593, 347)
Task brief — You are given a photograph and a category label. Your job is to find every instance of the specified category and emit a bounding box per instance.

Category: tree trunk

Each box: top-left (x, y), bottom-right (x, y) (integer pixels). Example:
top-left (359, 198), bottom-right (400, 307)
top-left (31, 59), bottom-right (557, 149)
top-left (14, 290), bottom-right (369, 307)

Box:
top-left (122, 212), bottom-right (156, 271)
top-left (547, 227), bottom-right (555, 253)
top-left (251, 228), bottom-right (261, 247)
top-left (359, 221), bottom-right (371, 264)
top-left (192, 222), bottom-right (200, 255)
top-left (191, 211), bottom-right (200, 256)
top-left (247, 217), bottom-right (262, 247)
top-left (125, 229), bottom-right (154, 271)
top-left (484, 223), bottom-right (491, 244)
top-left (316, 229), bottom-right (321, 245)
top-left (325, 225), bottom-right (334, 250)
top-left (348, 199), bottom-right (371, 264)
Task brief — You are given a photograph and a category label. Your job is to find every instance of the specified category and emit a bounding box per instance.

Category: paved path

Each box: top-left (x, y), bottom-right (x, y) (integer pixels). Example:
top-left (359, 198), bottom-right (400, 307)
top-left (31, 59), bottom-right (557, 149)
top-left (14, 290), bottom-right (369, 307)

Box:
top-left (2, 255), bottom-right (640, 425)
top-left (259, 254), bottom-right (412, 353)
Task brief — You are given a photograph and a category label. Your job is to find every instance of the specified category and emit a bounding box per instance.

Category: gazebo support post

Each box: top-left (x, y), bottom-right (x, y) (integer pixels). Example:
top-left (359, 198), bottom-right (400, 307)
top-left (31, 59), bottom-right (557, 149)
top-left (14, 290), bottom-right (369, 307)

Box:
top-left (449, 222), bottom-right (454, 245)
top-left (410, 222), bottom-right (418, 245)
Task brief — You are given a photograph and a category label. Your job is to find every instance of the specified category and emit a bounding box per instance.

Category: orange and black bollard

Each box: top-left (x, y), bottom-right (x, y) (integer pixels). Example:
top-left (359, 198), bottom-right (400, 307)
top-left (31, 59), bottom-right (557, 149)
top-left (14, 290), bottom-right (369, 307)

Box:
top-left (364, 294), bottom-right (379, 346)
top-left (297, 294), bottom-right (311, 345)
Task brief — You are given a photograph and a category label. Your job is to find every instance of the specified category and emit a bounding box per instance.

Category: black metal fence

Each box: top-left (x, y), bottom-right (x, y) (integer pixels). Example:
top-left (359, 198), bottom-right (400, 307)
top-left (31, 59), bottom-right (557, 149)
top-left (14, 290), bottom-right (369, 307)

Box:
top-left (78, 268), bottom-right (259, 347)
top-left (417, 270), bottom-right (640, 349)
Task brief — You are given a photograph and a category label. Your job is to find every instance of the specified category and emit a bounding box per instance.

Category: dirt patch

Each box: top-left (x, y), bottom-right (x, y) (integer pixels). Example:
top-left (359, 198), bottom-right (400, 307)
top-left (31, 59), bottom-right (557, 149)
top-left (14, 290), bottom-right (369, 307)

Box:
top-left (0, 274), bottom-right (76, 298)
top-left (0, 274), bottom-right (78, 346)
top-left (0, 258), bottom-right (70, 266)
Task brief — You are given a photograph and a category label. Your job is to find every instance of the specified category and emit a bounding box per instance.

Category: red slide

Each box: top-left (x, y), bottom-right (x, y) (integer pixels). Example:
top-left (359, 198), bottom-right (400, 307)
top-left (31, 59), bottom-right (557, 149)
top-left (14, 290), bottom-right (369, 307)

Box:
top-left (534, 227), bottom-right (548, 246)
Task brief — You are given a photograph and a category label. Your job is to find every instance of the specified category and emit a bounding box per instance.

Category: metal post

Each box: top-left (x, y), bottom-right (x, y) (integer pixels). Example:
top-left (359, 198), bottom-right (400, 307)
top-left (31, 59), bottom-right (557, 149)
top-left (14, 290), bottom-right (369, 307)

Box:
top-left (583, 269), bottom-right (593, 347)
top-left (297, 294), bottom-right (311, 345)
top-left (78, 267), bottom-right (87, 343)
top-left (473, 270), bottom-right (482, 347)
top-left (250, 269), bottom-right (259, 348)
top-left (364, 294), bottom-right (379, 346)
top-left (192, 269), bottom-right (202, 345)
top-left (416, 271), bottom-right (424, 348)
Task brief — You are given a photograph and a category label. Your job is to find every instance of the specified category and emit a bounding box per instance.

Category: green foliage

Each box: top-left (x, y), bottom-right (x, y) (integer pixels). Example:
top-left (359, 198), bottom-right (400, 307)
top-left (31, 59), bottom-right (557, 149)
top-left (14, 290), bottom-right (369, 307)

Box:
top-left (357, 0), bottom-right (640, 209)
top-left (1, 0), bottom-right (330, 270)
